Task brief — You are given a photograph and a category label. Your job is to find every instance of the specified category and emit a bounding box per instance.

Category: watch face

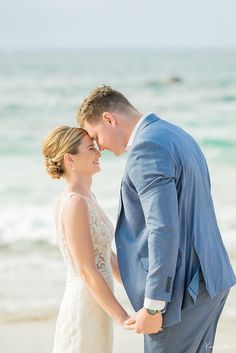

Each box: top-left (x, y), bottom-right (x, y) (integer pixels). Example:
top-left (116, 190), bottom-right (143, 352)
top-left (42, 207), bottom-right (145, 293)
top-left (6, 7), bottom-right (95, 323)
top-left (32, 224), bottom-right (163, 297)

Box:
top-left (146, 308), bottom-right (159, 315)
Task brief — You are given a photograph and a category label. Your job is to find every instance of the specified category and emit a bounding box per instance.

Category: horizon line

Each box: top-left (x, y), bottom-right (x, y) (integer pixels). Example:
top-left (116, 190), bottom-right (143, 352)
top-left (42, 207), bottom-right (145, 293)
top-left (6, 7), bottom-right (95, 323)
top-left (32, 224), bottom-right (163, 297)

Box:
top-left (0, 45), bottom-right (236, 52)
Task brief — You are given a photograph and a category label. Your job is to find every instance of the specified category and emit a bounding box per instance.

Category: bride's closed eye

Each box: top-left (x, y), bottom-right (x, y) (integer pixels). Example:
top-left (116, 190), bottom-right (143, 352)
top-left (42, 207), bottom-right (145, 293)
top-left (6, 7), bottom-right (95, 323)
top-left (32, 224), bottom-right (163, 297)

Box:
top-left (87, 143), bottom-right (98, 152)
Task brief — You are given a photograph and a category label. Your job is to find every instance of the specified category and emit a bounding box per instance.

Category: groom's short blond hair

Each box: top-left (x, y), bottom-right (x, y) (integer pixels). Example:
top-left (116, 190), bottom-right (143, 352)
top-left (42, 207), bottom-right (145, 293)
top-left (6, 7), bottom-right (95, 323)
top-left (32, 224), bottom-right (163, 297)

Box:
top-left (77, 85), bottom-right (135, 127)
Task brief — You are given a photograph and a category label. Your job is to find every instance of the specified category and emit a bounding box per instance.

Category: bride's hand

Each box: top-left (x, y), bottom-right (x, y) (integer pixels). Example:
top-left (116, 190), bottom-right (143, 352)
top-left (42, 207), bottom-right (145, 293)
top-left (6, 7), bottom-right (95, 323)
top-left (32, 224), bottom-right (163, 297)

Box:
top-left (116, 312), bottom-right (136, 330)
top-left (123, 315), bottom-right (136, 330)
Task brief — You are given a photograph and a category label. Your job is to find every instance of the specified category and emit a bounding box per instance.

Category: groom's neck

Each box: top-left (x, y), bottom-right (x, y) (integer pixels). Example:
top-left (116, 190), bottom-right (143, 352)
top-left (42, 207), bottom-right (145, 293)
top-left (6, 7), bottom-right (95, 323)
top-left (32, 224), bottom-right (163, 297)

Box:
top-left (125, 110), bottom-right (143, 140)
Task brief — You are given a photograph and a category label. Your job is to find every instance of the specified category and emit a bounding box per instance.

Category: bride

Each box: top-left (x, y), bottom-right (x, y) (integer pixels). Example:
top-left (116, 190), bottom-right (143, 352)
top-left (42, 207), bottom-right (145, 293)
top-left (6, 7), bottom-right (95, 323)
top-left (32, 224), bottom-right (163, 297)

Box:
top-left (42, 126), bottom-right (134, 353)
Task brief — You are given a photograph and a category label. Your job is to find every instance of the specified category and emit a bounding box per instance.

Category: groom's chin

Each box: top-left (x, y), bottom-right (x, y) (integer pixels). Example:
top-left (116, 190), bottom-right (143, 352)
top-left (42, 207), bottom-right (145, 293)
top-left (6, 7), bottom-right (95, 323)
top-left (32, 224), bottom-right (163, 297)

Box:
top-left (113, 147), bottom-right (126, 157)
top-left (114, 151), bottom-right (124, 157)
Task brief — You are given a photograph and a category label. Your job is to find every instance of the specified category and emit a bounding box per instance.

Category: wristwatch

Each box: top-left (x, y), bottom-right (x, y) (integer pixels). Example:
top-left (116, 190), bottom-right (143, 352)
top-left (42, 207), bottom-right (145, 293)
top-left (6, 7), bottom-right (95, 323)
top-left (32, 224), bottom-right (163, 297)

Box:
top-left (145, 308), bottom-right (162, 315)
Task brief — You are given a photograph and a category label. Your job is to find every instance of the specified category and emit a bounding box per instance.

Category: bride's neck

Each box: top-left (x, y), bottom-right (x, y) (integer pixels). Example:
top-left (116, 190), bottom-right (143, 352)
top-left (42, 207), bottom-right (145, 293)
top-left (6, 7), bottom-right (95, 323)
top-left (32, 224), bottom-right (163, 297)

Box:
top-left (65, 175), bottom-right (92, 197)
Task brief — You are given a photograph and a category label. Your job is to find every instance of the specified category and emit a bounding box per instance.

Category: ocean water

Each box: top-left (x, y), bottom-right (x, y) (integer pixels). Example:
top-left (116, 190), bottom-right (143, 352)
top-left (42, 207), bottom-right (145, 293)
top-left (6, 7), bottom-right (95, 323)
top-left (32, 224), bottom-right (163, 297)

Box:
top-left (0, 49), bottom-right (236, 322)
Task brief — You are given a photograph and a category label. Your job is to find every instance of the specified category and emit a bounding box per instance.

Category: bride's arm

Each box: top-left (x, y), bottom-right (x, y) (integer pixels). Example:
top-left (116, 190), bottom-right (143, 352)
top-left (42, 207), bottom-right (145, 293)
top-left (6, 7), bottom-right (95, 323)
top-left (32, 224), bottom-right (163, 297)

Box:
top-left (111, 250), bottom-right (123, 284)
top-left (63, 195), bottom-right (132, 327)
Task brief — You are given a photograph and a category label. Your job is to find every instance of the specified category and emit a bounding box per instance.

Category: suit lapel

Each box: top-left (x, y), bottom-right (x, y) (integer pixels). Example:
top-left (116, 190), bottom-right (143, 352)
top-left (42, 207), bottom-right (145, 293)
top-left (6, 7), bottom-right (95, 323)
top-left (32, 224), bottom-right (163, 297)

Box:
top-left (116, 114), bottom-right (160, 228)
top-left (116, 178), bottom-right (123, 223)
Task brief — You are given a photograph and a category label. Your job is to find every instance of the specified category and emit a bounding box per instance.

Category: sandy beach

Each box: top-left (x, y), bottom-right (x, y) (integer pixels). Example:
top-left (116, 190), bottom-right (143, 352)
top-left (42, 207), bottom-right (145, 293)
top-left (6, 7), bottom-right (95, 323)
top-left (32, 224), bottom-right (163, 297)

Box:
top-left (1, 284), bottom-right (235, 353)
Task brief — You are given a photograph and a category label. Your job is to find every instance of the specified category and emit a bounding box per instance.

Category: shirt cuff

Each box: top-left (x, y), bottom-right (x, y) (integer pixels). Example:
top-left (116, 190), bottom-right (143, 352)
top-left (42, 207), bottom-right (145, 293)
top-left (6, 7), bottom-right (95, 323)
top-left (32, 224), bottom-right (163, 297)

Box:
top-left (144, 297), bottom-right (166, 311)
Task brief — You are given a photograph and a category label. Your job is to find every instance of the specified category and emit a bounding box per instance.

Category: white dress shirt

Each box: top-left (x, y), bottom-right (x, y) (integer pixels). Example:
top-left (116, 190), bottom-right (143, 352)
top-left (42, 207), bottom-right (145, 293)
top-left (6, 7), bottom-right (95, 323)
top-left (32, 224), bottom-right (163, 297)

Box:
top-left (125, 112), bottom-right (166, 312)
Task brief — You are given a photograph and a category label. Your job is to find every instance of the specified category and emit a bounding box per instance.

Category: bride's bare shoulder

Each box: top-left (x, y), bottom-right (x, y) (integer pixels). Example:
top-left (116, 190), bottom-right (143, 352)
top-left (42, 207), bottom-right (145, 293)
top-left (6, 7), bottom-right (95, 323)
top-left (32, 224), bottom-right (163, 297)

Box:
top-left (63, 194), bottom-right (89, 220)
top-left (55, 192), bottom-right (88, 224)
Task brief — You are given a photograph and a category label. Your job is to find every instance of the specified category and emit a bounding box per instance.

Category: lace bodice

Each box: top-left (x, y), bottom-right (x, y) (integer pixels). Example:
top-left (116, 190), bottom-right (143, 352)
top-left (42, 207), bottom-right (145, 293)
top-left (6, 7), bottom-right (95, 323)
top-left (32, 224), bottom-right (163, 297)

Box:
top-left (57, 192), bottom-right (114, 286)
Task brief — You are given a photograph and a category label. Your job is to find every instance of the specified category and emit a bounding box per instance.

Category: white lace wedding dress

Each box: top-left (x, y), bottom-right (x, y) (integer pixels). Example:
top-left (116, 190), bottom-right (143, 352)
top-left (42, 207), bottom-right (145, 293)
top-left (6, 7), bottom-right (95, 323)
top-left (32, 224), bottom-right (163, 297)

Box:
top-left (52, 192), bottom-right (114, 353)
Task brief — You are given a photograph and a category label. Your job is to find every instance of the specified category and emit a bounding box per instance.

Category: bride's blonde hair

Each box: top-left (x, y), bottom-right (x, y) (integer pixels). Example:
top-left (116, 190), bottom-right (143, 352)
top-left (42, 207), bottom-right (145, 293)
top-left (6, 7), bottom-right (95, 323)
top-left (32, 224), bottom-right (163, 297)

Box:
top-left (42, 126), bottom-right (87, 179)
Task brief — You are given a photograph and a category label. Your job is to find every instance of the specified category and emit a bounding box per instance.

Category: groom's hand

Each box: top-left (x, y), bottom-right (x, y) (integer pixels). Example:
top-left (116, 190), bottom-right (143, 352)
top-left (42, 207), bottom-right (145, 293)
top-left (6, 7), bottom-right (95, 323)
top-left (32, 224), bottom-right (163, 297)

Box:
top-left (125, 307), bottom-right (163, 334)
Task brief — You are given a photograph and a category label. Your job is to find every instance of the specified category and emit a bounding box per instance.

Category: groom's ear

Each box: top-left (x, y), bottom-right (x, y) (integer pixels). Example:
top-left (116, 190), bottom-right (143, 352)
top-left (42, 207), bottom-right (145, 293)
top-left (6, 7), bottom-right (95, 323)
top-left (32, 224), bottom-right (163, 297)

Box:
top-left (102, 112), bottom-right (117, 127)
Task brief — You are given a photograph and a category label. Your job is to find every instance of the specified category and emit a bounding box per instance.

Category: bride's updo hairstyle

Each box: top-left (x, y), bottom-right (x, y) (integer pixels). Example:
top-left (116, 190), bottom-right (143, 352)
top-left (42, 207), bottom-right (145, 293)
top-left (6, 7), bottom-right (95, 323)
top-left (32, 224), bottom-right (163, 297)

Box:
top-left (42, 126), bottom-right (87, 179)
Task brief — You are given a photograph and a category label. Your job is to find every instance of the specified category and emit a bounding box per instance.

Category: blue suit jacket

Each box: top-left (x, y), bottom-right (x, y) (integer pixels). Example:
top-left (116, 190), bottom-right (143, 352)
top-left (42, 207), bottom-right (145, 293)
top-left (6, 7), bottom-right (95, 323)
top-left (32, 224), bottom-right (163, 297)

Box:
top-left (115, 113), bottom-right (236, 328)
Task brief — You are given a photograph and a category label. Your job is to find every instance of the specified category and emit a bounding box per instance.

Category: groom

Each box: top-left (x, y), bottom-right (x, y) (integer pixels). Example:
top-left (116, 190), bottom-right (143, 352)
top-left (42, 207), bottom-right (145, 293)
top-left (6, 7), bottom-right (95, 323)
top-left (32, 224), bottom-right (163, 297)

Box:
top-left (77, 86), bottom-right (236, 352)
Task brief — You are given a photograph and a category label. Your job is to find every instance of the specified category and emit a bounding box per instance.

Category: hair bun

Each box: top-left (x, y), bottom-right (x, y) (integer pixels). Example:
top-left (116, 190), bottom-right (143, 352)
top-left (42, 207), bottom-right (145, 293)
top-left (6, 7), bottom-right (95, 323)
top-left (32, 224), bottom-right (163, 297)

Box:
top-left (45, 157), bottom-right (63, 179)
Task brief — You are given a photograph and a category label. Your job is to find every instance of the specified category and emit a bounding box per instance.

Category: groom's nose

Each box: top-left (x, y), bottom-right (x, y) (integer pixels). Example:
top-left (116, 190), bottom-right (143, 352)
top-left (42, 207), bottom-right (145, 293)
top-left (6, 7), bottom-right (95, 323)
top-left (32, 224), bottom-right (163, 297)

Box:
top-left (96, 142), bottom-right (104, 151)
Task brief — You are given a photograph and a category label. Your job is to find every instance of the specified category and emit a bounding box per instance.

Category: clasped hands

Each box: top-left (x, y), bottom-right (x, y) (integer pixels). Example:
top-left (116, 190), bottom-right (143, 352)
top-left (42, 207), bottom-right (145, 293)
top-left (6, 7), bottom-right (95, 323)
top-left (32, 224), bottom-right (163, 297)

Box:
top-left (123, 307), bottom-right (163, 334)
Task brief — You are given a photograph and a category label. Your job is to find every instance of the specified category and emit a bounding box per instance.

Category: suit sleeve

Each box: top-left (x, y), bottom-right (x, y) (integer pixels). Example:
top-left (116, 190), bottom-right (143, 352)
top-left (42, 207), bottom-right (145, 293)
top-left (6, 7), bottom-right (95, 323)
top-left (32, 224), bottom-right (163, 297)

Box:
top-left (128, 141), bottom-right (179, 302)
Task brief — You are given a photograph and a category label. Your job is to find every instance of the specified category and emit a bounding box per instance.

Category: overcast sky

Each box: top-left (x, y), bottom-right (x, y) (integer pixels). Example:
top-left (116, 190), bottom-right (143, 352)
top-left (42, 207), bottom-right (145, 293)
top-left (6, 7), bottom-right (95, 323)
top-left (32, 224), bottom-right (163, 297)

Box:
top-left (0, 0), bottom-right (235, 49)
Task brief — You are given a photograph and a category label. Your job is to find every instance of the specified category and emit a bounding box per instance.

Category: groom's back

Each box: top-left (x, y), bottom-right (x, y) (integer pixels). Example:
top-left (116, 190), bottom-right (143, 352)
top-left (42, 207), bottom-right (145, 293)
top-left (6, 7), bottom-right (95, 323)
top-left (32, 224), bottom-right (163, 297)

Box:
top-left (140, 117), bottom-right (235, 297)
top-left (147, 118), bottom-right (213, 214)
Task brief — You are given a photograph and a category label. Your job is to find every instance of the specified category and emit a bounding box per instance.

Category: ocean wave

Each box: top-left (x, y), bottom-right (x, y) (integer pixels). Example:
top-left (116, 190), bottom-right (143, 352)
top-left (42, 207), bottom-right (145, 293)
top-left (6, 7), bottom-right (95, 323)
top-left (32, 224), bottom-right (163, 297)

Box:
top-left (222, 95), bottom-right (236, 102)
top-left (145, 76), bottom-right (183, 89)
top-left (201, 138), bottom-right (236, 148)
top-left (0, 239), bottom-right (58, 254)
top-left (0, 203), bottom-right (57, 246)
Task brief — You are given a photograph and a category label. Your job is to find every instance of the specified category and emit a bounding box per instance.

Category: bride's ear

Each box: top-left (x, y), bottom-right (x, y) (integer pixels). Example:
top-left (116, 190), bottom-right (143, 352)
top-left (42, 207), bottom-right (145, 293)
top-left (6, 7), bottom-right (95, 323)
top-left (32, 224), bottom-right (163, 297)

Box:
top-left (64, 153), bottom-right (74, 164)
top-left (102, 112), bottom-right (117, 127)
